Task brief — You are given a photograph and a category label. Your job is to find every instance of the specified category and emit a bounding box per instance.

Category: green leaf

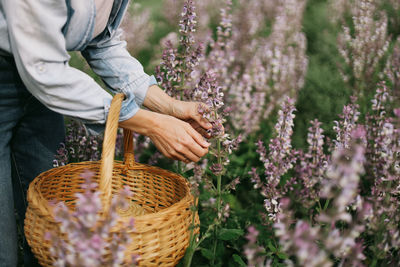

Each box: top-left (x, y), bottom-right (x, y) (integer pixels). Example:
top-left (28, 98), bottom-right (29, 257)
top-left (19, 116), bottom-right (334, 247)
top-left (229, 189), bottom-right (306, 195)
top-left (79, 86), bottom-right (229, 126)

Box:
top-left (267, 240), bottom-right (276, 252)
top-left (218, 228), bottom-right (244, 241)
top-left (200, 248), bottom-right (214, 260)
top-left (277, 252), bottom-right (288, 260)
top-left (232, 254), bottom-right (246, 267)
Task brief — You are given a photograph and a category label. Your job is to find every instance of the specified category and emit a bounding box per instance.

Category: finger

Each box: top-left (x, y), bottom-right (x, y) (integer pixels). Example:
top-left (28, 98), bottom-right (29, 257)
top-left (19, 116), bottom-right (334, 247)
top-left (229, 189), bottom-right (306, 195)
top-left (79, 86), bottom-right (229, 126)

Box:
top-left (186, 124), bottom-right (211, 148)
top-left (152, 140), bottom-right (176, 160)
top-left (170, 150), bottom-right (187, 162)
top-left (176, 134), bottom-right (207, 160)
top-left (178, 149), bottom-right (200, 163)
top-left (197, 116), bottom-right (213, 130)
top-left (187, 141), bottom-right (208, 159)
top-left (194, 125), bottom-right (211, 138)
top-left (183, 136), bottom-right (209, 160)
top-left (193, 103), bottom-right (212, 129)
top-left (188, 119), bottom-right (212, 138)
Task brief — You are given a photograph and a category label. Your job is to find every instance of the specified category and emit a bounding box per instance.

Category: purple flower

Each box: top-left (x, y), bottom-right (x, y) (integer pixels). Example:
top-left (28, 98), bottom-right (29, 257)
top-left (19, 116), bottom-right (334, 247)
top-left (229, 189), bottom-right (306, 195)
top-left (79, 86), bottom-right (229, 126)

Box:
top-left (47, 171), bottom-right (136, 266)
top-left (337, 0), bottom-right (389, 91)
top-left (394, 108), bottom-right (400, 118)
top-left (245, 226), bottom-right (259, 244)
top-left (243, 226), bottom-right (266, 267)
top-left (156, 0), bottom-right (203, 101)
top-left (210, 163), bottom-right (223, 175)
top-left (333, 96), bottom-right (360, 150)
top-left (253, 97), bottom-right (297, 222)
top-left (54, 120), bottom-right (102, 167)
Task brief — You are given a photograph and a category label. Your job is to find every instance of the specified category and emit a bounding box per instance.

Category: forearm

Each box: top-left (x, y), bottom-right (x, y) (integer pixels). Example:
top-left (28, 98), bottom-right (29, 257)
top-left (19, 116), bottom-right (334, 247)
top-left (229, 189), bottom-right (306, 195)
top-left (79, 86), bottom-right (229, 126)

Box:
top-left (143, 85), bottom-right (176, 115)
top-left (142, 85), bottom-right (213, 134)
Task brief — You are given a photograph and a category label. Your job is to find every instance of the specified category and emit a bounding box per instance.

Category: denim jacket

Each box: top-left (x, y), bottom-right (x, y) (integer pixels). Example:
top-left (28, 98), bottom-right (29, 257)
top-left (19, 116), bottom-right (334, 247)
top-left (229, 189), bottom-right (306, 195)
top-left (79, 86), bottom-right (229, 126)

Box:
top-left (0, 0), bottom-right (156, 127)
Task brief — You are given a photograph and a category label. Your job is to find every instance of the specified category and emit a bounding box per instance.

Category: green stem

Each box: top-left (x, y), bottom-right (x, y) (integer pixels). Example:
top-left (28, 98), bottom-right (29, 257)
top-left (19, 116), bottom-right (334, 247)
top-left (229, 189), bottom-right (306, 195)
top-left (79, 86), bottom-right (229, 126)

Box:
top-left (179, 40), bottom-right (187, 102)
top-left (317, 200), bottom-right (322, 212)
top-left (188, 198), bottom-right (197, 243)
top-left (211, 226), bottom-right (218, 265)
top-left (323, 199), bottom-right (330, 211)
top-left (216, 141), bottom-right (222, 213)
top-left (196, 224), bottom-right (214, 247)
top-left (211, 139), bottom-right (223, 265)
top-left (182, 197), bottom-right (198, 267)
top-left (182, 247), bottom-right (195, 267)
top-left (180, 87), bottom-right (184, 101)
top-left (177, 49), bottom-right (186, 173)
top-left (182, 213), bottom-right (216, 266)
top-left (178, 161), bottom-right (182, 174)
top-left (371, 257), bottom-right (377, 267)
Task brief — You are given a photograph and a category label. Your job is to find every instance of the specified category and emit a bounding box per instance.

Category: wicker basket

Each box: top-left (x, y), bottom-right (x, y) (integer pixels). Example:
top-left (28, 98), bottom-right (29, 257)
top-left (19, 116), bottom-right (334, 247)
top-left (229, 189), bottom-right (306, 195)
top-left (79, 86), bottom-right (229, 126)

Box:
top-left (24, 93), bottom-right (199, 266)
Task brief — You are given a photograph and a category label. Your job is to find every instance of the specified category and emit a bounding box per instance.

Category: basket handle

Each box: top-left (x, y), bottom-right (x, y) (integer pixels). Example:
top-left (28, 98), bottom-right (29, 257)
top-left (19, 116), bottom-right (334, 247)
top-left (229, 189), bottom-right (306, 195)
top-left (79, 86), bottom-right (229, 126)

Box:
top-left (123, 128), bottom-right (136, 167)
top-left (99, 93), bottom-right (136, 213)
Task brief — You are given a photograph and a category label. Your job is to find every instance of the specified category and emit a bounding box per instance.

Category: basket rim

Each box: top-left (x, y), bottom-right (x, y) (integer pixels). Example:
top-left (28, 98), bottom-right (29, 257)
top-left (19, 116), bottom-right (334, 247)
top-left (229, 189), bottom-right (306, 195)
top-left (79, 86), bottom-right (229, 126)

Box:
top-left (27, 160), bottom-right (194, 222)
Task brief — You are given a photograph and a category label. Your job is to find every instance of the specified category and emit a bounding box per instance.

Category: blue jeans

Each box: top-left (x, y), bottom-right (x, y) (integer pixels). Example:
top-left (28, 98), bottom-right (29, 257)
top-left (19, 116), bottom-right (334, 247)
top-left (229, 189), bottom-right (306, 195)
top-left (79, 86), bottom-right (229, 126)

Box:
top-left (0, 56), bottom-right (65, 266)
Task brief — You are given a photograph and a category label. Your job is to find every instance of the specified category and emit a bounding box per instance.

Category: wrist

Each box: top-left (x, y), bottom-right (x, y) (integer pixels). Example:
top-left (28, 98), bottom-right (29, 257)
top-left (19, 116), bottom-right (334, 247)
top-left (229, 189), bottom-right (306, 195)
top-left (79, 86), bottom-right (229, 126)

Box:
top-left (119, 109), bottom-right (163, 136)
top-left (168, 98), bottom-right (180, 117)
top-left (144, 85), bottom-right (177, 115)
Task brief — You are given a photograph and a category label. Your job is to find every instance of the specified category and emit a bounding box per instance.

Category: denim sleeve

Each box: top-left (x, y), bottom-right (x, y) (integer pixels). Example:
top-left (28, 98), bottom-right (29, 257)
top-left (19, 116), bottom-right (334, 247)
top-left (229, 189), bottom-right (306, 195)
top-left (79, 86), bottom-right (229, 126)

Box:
top-left (2, 0), bottom-right (139, 125)
top-left (82, 28), bottom-right (157, 112)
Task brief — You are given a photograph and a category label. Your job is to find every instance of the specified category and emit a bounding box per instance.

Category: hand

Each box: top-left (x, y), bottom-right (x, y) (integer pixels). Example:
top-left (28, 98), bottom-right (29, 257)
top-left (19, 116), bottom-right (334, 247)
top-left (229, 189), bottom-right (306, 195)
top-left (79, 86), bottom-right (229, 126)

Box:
top-left (186, 118), bottom-right (212, 138)
top-left (143, 85), bottom-right (214, 137)
top-left (170, 101), bottom-right (216, 137)
top-left (119, 110), bottom-right (210, 162)
top-left (149, 114), bottom-right (210, 162)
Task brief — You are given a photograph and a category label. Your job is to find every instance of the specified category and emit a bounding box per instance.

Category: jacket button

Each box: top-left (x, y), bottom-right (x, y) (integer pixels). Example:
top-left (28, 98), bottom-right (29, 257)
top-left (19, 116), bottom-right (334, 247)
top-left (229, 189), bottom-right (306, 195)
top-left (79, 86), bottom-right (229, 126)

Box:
top-left (35, 62), bottom-right (46, 73)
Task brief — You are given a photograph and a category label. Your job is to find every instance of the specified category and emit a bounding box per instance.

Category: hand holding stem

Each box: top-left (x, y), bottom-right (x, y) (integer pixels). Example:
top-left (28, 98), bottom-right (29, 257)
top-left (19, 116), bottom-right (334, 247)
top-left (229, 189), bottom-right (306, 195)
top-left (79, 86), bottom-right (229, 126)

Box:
top-left (119, 85), bottom-right (212, 163)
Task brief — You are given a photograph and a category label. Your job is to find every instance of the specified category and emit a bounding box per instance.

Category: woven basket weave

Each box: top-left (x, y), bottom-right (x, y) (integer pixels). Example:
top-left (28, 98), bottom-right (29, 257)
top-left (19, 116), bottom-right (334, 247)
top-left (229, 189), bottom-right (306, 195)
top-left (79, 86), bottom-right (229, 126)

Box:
top-left (24, 93), bottom-right (198, 266)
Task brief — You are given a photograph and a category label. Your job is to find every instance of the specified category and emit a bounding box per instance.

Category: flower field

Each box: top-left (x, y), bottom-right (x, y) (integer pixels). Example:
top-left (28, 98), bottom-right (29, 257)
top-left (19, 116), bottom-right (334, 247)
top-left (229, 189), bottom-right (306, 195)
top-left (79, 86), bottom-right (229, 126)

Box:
top-left (55, 0), bottom-right (400, 266)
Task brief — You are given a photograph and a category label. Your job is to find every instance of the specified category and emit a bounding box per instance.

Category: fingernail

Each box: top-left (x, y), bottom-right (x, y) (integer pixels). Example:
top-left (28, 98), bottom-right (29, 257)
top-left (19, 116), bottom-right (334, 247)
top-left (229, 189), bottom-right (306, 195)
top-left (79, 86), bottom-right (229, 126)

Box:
top-left (206, 123), bottom-right (212, 128)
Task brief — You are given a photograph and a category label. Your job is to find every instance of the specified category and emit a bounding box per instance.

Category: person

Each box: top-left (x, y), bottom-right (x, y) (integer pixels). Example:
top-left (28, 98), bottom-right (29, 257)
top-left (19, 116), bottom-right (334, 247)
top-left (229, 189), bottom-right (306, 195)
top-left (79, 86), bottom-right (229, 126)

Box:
top-left (0, 0), bottom-right (211, 265)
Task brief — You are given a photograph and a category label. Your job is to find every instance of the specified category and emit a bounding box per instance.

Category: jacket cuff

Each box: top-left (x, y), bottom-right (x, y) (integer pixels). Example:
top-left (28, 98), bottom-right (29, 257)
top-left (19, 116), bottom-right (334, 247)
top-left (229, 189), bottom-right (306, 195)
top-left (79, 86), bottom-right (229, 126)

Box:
top-left (118, 90), bottom-right (140, 121)
top-left (149, 75), bottom-right (158, 86)
top-left (120, 73), bottom-right (151, 108)
top-left (84, 91), bottom-right (140, 135)
top-left (102, 90), bottom-right (140, 122)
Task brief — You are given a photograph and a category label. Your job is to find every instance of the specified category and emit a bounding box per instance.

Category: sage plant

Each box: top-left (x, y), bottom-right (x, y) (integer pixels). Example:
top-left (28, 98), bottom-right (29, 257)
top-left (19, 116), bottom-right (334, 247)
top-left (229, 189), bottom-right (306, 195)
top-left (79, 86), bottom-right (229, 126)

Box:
top-left (387, 0), bottom-right (400, 30)
top-left (54, 122), bottom-right (127, 166)
top-left (259, 0), bottom-right (308, 119)
top-left (243, 226), bottom-right (268, 267)
top-left (120, 2), bottom-right (153, 55)
top-left (54, 120), bottom-right (102, 167)
top-left (188, 67), bottom-right (242, 267)
top-left (363, 82), bottom-right (400, 262)
top-left (293, 119), bottom-right (327, 208)
top-left (333, 96), bottom-right (361, 150)
top-left (252, 97), bottom-right (297, 222)
top-left (328, 0), bottom-right (353, 23)
top-left (162, 0), bottom-right (223, 43)
top-left (384, 37), bottom-right (400, 103)
top-left (156, 0), bottom-right (203, 100)
top-left (249, 82), bottom-right (400, 265)
top-left (270, 127), bottom-right (368, 267)
top-left (200, 0), bottom-right (234, 92)
top-left (227, 0), bottom-right (308, 136)
top-left (338, 0), bottom-right (390, 93)
top-left (157, 2), bottom-right (243, 265)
